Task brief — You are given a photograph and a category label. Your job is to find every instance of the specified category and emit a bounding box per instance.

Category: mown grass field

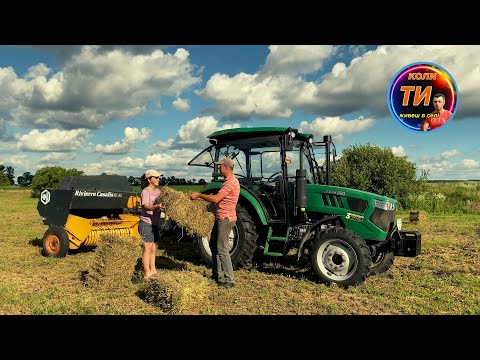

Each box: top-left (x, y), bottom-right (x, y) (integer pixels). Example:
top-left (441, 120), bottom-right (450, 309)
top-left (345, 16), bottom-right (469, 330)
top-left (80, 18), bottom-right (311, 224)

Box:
top-left (1, 186), bottom-right (479, 315)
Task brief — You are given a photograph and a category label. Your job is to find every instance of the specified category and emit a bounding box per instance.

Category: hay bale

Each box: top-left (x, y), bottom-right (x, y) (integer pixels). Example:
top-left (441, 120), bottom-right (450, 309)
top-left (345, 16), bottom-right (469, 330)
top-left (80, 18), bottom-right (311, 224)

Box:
top-left (85, 234), bottom-right (143, 290)
top-left (143, 270), bottom-right (211, 314)
top-left (159, 187), bottom-right (215, 238)
top-left (410, 210), bottom-right (427, 223)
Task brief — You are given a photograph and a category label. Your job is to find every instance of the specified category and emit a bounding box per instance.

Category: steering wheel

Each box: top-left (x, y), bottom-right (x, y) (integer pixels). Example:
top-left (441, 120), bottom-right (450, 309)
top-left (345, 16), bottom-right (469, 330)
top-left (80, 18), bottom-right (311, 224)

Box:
top-left (267, 171), bottom-right (282, 182)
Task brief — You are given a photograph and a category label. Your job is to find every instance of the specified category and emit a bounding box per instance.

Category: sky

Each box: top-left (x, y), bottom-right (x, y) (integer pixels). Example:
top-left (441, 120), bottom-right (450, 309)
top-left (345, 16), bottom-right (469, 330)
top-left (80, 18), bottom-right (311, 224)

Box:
top-left (0, 45), bottom-right (479, 182)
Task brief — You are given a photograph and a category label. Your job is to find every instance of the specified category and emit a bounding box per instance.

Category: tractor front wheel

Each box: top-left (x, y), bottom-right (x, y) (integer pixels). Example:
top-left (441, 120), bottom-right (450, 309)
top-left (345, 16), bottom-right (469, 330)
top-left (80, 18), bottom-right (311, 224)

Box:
top-left (196, 204), bottom-right (258, 270)
top-left (311, 226), bottom-right (372, 288)
top-left (369, 250), bottom-right (395, 275)
top-left (42, 226), bottom-right (70, 258)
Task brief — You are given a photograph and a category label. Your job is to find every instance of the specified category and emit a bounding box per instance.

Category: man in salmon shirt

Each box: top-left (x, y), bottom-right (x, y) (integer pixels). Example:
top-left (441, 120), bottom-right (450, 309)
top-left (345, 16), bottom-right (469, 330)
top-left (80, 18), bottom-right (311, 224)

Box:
top-left (420, 93), bottom-right (452, 131)
top-left (190, 157), bottom-right (240, 288)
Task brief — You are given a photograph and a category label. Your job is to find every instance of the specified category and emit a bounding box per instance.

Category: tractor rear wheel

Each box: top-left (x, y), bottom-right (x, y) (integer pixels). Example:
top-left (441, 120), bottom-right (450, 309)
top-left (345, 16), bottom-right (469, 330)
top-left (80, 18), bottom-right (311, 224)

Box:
top-left (42, 226), bottom-right (70, 258)
top-left (196, 204), bottom-right (258, 270)
top-left (311, 226), bottom-right (372, 288)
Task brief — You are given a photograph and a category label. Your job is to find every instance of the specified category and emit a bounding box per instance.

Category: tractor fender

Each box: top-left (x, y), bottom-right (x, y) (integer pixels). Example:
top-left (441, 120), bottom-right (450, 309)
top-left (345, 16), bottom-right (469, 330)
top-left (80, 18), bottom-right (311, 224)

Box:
top-left (296, 215), bottom-right (344, 261)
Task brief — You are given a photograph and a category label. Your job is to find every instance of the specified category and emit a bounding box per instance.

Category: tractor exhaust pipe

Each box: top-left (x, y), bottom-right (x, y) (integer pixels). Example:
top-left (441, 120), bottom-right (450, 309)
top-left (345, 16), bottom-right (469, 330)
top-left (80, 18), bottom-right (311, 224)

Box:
top-left (296, 169), bottom-right (307, 209)
top-left (323, 135), bottom-right (332, 185)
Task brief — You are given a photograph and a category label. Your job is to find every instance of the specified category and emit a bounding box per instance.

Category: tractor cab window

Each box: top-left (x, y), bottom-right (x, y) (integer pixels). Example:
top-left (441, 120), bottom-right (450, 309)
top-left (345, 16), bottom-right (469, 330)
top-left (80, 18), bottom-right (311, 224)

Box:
top-left (188, 145), bottom-right (215, 168)
top-left (285, 145), bottom-right (315, 184)
top-left (189, 144), bottom-right (249, 178)
top-left (250, 147), bottom-right (282, 182)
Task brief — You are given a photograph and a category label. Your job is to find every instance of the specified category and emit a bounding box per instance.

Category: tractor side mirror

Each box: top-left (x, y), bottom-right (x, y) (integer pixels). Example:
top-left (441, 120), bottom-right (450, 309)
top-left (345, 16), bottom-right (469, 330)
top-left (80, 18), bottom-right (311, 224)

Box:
top-left (287, 131), bottom-right (296, 145)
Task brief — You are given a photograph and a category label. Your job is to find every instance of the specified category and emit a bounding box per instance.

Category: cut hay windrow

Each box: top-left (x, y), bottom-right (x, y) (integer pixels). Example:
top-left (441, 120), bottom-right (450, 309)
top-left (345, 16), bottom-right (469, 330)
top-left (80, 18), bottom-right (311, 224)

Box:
top-left (159, 187), bottom-right (215, 238)
top-left (85, 234), bottom-right (143, 291)
top-left (143, 270), bottom-right (212, 314)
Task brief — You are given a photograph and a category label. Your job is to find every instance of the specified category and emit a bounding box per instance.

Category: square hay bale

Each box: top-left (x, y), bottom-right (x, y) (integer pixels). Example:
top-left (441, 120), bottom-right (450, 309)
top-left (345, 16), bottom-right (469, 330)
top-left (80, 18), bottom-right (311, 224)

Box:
top-left (409, 210), bottom-right (427, 223)
top-left (159, 187), bottom-right (215, 238)
top-left (143, 270), bottom-right (211, 314)
top-left (86, 234), bottom-right (143, 291)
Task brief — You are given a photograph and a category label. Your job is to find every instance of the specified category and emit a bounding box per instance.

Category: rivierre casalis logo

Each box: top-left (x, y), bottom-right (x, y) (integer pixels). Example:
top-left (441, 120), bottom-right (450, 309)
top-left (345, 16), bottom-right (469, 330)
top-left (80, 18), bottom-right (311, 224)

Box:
top-left (388, 62), bottom-right (459, 132)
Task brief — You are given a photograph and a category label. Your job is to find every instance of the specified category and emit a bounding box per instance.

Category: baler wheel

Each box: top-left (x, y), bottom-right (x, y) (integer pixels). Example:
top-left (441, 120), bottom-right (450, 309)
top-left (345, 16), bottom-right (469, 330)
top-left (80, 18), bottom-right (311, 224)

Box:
top-left (42, 226), bottom-right (70, 258)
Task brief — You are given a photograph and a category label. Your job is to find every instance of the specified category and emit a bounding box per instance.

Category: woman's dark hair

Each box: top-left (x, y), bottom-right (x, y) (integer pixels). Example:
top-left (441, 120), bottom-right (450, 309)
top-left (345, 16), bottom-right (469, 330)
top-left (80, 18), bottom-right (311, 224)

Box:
top-left (140, 174), bottom-right (149, 190)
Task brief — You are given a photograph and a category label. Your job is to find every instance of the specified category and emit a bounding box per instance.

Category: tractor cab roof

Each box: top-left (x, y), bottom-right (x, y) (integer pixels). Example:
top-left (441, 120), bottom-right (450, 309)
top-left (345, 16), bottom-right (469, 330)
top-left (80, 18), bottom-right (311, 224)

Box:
top-left (208, 127), bottom-right (314, 147)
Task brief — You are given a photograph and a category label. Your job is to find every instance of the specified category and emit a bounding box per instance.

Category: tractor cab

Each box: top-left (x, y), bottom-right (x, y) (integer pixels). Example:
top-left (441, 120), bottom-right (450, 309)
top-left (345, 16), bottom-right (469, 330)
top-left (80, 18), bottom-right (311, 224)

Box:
top-left (188, 127), bottom-right (321, 224)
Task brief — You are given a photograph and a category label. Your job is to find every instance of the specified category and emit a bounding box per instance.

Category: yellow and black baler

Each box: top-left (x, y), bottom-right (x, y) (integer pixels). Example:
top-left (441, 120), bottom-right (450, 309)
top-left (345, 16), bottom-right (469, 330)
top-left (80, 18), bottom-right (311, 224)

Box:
top-left (37, 175), bottom-right (141, 257)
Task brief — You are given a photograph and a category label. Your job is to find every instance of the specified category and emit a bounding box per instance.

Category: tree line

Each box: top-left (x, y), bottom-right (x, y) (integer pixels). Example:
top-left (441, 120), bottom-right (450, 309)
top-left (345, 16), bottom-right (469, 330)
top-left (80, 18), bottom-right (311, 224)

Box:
top-left (0, 165), bottom-right (35, 186)
top-left (2, 144), bottom-right (430, 207)
top-left (0, 164), bottom-right (207, 197)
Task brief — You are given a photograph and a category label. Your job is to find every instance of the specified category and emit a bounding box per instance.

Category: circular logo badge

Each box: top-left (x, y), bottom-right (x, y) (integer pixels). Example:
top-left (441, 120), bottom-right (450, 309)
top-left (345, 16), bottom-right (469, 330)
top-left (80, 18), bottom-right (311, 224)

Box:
top-left (40, 189), bottom-right (51, 205)
top-left (388, 62), bottom-right (459, 132)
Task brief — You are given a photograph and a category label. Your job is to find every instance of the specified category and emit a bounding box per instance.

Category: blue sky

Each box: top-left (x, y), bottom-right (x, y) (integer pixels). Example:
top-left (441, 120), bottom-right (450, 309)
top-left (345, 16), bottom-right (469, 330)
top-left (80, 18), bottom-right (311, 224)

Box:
top-left (0, 45), bottom-right (478, 182)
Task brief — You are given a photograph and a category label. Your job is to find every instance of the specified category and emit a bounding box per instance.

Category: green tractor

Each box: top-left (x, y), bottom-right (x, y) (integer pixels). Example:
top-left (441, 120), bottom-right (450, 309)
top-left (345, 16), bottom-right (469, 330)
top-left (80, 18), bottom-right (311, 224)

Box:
top-left (188, 127), bottom-right (421, 288)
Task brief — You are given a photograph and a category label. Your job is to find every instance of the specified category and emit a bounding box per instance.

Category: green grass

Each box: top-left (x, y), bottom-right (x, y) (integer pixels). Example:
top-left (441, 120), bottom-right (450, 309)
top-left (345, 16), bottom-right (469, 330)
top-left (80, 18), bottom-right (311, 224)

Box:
top-left (0, 186), bottom-right (479, 314)
top-left (0, 185), bottom-right (28, 190)
top-left (403, 181), bottom-right (480, 214)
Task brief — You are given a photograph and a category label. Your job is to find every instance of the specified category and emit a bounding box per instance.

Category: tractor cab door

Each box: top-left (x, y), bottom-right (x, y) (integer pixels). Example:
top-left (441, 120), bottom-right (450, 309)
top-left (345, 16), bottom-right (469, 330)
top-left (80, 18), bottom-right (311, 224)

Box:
top-left (247, 149), bottom-right (287, 223)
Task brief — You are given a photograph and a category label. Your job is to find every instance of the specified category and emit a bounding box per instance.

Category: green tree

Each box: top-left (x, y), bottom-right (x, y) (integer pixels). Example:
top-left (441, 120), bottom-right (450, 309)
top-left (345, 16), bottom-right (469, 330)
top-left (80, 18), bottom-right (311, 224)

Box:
top-left (0, 165), bottom-right (14, 185)
top-left (0, 171), bottom-right (10, 186)
top-left (331, 144), bottom-right (421, 208)
top-left (31, 166), bottom-right (84, 198)
top-left (17, 172), bottom-right (34, 186)
top-left (128, 176), bottom-right (140, 186)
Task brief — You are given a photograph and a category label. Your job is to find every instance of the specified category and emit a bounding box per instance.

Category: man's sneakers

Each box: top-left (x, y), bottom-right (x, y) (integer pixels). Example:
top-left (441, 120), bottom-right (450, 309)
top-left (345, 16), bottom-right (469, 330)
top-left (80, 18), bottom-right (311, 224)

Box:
top-left (218, 282), bottom-right (235, 289)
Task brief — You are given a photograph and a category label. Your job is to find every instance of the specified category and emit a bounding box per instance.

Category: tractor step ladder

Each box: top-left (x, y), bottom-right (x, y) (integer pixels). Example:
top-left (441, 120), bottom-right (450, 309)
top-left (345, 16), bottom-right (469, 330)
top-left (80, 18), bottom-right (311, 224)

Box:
top-left (264, 227), bottom-right (291, 256)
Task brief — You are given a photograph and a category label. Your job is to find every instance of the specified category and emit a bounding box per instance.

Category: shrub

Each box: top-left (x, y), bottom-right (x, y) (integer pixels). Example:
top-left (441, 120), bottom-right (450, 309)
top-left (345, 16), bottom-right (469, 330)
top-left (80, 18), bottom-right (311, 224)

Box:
top-left (31, 166), bottom-right (84, 198)
top-left (331, 144), bottom-right (423, 208)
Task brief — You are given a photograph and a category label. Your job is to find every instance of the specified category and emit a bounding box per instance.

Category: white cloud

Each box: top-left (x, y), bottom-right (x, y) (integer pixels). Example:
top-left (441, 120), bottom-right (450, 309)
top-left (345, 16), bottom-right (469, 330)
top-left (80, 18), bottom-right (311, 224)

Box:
top-left (298, 116), bottom-right (375, 143)
top-left (79, 148), bottom-right (203, 178)
top-left (417, 157), bottom-right (480, 180)
top-left (0, 46), bottom-right (200, 130)
top-left (40, 153), bottom-right (77, 162)
top-left (154, 116), bottom-right (240, 150)
top-left (420, 149), bottom-right (461, 163)
top-left (94, 127), bottom-right (151, 155)
top-left (0, 118), bottom-right (13, 141)
top-left (79, 156), bottom-right (146, 176)
top-left (462, 159), bottom-right (479, 168)
top-left (390, 146), bottom-right (405, 157)
top-left (16, 129), bottom-right (90, 151)
top-left (172, 97), bottom-right (190, 112)
top-left (2, 154), bottom-right (30, 169)
top-left (25, 63), bottom-right (51, 79)
top-left (304, 45), bottom-right (480, 118)
top-left (152, 138), bottom-right (174, 150)
top-left (198, 73), bottom-right (312, 119)
top-left (441, 149), bottom-right (460, 159)
top-left (262, 45), bottom-right (334, 75)
top-left (198, 45), bottom-right (480, 120)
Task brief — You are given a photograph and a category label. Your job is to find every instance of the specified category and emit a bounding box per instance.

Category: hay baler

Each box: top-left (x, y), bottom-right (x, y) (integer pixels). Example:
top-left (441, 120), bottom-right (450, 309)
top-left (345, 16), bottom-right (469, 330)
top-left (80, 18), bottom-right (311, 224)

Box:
top-left (37, 175), bottom-right (141, 258)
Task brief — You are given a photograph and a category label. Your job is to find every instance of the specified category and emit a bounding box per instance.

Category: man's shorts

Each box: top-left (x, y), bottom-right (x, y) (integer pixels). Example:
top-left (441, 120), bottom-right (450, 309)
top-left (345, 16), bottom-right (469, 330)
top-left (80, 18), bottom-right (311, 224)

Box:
top-left (138, 220), bottom-right (160, 243)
